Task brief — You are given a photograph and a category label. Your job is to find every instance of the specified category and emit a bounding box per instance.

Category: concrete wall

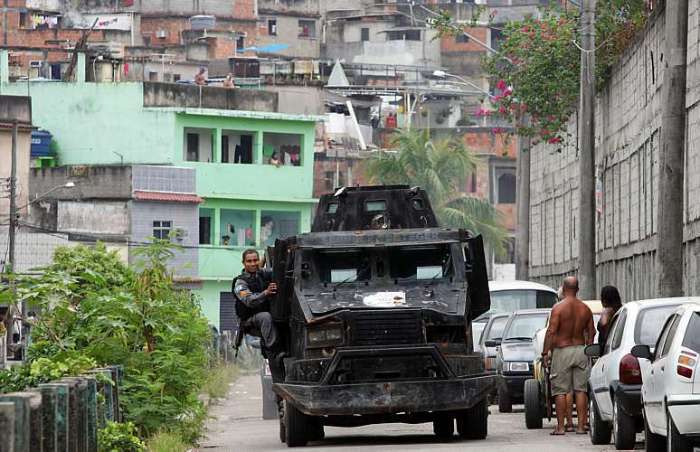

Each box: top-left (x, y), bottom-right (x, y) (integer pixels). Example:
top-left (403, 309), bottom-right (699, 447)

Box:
top-left (0, 129), bottom-right (31, 219)
top-left (30, 166), bottom-right (133, 200)
top-left (526, 6), bottom-right (700, 301)
top-left (268, 85), bottom-right (324, 115)
top-left (142, 82), bottom-right (279, 112)
top-left (57, 200), bottom-right (130, 235)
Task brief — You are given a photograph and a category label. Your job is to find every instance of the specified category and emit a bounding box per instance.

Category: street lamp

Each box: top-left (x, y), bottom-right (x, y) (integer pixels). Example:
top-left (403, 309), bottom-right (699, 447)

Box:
top-left (432, 70), bottom-right (496, 99)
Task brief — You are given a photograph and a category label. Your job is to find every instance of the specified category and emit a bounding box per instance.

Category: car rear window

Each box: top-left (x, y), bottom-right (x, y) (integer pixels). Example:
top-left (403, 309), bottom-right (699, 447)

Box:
top-left (634, 305), bottom-right (682, 346)
top-left (682, 312), bottom-right (700, 353)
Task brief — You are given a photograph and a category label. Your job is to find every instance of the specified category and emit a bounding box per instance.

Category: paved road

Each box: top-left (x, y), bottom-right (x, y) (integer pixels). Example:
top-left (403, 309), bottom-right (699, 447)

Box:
top-left (200, 374), bottom-right (640, 452)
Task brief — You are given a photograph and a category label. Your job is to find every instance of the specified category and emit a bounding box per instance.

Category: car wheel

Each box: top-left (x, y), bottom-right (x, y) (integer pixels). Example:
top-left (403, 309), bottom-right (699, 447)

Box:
top-left (456, 398), bottom-right (488, 439)
top-left (498, 386), bottom-right (513, 413)
top-left (589, 392), bottom-right (612, 445)
top-left (284, 400), bottom-right (309, 447)
top-left (433, 412), bottom-right (454, 440)
top-left (524, 379), bottom-right (543, 429)
top-left (644, 411), bottom-right (665, 452)
top-left (668, 414), bottom-right (692, 452)
top-left (613, 397), bottom-right (636, 450)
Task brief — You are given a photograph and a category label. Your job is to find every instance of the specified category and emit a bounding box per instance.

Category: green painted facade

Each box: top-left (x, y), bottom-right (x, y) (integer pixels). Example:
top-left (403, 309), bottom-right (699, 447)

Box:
top-left (0, 77), bottom-right (319, 329)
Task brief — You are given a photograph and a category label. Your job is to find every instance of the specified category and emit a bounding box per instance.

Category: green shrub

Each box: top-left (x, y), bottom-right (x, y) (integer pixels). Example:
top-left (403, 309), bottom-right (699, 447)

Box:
top-left (98, 421), bottom-right (145, 452)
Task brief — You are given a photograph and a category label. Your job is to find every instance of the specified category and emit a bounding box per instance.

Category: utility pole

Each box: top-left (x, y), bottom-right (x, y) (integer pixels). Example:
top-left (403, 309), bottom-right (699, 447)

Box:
top-left (515, 114), bottom-right (531, 281)
top-left (578, 0), bottom-right (597, 299)
top-left (4, 121), bottom-right (17, 357)
top-left (657, 2), bottom-right (689, 297)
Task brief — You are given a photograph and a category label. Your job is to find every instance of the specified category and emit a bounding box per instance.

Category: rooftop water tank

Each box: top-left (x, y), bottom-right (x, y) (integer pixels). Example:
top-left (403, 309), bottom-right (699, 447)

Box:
top-left (190, 15), bottom-right (216, 31)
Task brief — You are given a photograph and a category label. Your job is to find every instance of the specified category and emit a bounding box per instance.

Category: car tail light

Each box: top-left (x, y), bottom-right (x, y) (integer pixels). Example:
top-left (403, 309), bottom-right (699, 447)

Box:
top-left (619, 353), bottom-right (642, 384)
top-left (677, 351), bottom-right (697, 379)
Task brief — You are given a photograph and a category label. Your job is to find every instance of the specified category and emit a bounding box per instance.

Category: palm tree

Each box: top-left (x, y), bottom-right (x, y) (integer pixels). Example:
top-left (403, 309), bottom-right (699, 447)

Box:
top-left (365, 129), bottom-right (508, 255)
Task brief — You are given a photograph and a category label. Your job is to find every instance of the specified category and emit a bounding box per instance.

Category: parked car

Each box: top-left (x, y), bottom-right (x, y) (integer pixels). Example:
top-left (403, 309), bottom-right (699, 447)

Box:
top-left (525, 300), bottom-right (603, 429)
top-left (472, 319), bottom-right (488, 355)
top-left (585, 298), bottom-right (686, 450)
top-left (494, 309), bottom-right (550, 413)
top-left (480, 313), bottom-right (510, 374)
top-left (483, 280), bottom-right (558, 319)
top-left (632, 300), bottom-right (700, 452)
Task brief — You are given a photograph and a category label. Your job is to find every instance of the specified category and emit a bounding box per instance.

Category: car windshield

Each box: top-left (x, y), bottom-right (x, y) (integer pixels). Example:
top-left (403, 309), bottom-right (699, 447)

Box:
top-left (485, 316), bottom-right (508, 341)
top-left (503, 313), bottom-right (548, 341)
top-left (634, 304), bottom-right (683, 346)
top-left (489, 290), bottom-right (558, 314)
top-left (682, 312), bottom-right (700, 353)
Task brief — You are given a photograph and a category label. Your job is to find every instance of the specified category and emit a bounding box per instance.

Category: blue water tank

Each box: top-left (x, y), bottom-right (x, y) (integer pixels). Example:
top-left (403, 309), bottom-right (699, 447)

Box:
top-left (31, 130), bottom-right (52, 158)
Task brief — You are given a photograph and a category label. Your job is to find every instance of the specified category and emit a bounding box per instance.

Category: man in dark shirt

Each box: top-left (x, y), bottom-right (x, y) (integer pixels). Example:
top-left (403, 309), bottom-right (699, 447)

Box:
top-left (232, 249), bottom-right (280, 357)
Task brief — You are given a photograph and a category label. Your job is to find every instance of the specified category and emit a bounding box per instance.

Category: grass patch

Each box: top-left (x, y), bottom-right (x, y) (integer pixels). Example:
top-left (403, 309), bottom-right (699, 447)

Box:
top-left (145, 431), bottom-right (189, 452)
top-left (202, 363), bottom-right (239, 399)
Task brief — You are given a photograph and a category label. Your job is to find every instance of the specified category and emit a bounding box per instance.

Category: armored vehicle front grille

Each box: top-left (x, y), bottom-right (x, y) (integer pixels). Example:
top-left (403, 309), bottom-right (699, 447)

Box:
top-left (351, 310), bottom-right (424, 346)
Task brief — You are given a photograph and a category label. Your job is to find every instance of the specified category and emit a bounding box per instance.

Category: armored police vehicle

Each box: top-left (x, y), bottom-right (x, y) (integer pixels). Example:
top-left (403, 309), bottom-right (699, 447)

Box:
top-left (266, 185), bottom-right (497, 446)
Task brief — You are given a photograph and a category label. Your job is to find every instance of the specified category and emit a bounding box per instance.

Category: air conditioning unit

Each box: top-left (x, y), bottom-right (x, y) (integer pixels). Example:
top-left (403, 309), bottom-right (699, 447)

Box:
top-left (156, 29), bottom-right (168, 39)
top-left (29, 60), bottom-right (42, 68)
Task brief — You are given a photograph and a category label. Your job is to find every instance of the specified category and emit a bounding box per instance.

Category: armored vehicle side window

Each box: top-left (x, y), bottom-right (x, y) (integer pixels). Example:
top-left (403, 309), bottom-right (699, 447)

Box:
top-left (412, 198), bottom-right (424, 210)
top-left (389, 245), bottom-right (452, 280)
top-left (327, 203), bottom-right (338, 214)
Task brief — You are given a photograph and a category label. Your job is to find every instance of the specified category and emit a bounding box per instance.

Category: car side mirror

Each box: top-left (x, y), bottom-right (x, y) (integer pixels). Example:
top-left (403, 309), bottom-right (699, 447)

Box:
top-left (631, 344), bottom-right (652, 360)
top-left (584, 344), bottom-right (602, 358)
top-left (484, 339), bottom-right (501, 347)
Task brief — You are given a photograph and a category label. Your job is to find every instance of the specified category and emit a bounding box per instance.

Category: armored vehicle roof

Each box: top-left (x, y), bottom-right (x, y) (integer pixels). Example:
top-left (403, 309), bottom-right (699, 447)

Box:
top-left (312, 185), bottom-right (439, 232)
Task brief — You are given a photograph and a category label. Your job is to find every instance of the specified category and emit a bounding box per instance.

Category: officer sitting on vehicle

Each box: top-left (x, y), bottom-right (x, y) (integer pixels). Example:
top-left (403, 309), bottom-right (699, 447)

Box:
top-left (232, 249), bottom-right (284, 364)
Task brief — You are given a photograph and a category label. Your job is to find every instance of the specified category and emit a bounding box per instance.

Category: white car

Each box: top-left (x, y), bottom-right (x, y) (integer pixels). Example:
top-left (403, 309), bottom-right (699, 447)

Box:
top-left (632, 301), bottom-right (700, 452)
top-left (586, 298), bottom-right (687, 450)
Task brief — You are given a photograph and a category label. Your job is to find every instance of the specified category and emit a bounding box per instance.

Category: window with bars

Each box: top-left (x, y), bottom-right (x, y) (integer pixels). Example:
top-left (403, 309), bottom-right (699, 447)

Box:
top-left (153, 220), bottom-right (172, 240)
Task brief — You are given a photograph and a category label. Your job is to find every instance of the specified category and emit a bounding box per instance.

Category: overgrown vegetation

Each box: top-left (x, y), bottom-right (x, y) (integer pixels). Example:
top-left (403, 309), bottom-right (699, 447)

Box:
top-left (98, 421), bottom-right (146, 452)
top-left (431, 1), bottom-right (650, 143)
top-left (365, 129), bottom-right (507, 254)
top-left (0, 240), bottom-right (217, 445)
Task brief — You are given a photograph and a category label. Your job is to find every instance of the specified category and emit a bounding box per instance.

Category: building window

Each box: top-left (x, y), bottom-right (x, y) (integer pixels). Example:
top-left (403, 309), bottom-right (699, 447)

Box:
top-left (325, 171), bottom-right (334, 191)
top-left (261, 211), bottom-right (301, 247)
top-left (148, 71), bottom-right (158, 81)
top-left (456, 33), bottom-right (469, 43)
top-left (497, 171), bottom-right (516, 204)
top-left (236, 36), bottom-right (245, 51)
top-left (361, 27), bottom-right (370, 42)
top-left (220, 209), bottom-right (255, 247)
top-left (263, 132), bottom-right (302, 166)
top-left (153, 220), bottom-right (172, 240)
top-left (173, 73), bottom-right (181, 82)
top-left (386, 29), bottom-right (421, 41)
top-left (199, 208), bottom-right (214, 245)
top-left (469, 173), bottom-right (477, 193)
top-left (184, 128), bottom-right (214, 162)
top-left (268, 19), bottom-right (277, 36)
top-left (298, 20), bottom-right (316, 38)
top-left (222, 130), bottom-right (255, 164)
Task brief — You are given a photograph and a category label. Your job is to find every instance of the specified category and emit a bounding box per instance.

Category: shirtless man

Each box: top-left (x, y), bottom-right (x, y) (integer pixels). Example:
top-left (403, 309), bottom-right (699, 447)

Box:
top-left (542, 276), bottom-right (595, 435)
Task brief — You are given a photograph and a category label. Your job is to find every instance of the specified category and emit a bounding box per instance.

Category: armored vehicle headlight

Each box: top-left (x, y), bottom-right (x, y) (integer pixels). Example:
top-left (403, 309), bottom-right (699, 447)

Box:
top-left (507, 362), bottom-right (530, 372)
top-left (307, 324), bottom-right (344, 348)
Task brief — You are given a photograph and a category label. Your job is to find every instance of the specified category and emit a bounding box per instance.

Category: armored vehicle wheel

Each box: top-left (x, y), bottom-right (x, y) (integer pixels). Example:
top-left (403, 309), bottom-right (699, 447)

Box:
top-left (278, 402), bottom-right (286, 443)
top-left (284, 400), bottom-right (310, 447)
top-left (524, 379), bottom-right (543, 429)
top-left (433, 412), bottom-right (454, 440)
top-left (310, 417), bottom-right (325, 442)
top-left (498, 387), bottom-right (512, 413)
top-left (456, 398), bottom-right (488, 440)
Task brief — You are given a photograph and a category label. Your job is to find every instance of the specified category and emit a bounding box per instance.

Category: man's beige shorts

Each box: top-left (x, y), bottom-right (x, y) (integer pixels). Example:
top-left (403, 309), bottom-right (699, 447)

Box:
top-left (550, 345), bottom-right (590, 396)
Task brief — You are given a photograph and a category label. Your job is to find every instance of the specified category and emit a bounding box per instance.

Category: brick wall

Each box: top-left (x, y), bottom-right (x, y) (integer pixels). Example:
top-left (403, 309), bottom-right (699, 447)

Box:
top-left (526, 5), bottom-right (700, 300)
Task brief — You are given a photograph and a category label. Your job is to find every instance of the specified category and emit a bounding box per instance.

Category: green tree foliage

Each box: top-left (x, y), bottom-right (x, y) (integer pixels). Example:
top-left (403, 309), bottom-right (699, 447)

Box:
top-left (432, 1), bottom-right (649, 143)
top-left (365, 129), bottom-right (507, 253)
top-left (0, 240), bottom-right (211, 440)
top-left (98, 421), bottom-right (146, 452)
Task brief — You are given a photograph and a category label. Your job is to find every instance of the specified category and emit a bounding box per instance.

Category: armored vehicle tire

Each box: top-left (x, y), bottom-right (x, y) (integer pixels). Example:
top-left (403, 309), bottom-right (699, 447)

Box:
top-left (498, 387), bottom-right (513, 413)
top-left (456, 398), bottom-right (488, 440)
top-left (524, 379), bottom-right (543, 429)
top-left (433, 412), bottom-right (454, 440)
top-left (589, 392), bottom-right (612, 445)
top-left (284, 400), bottom-right (310, 447)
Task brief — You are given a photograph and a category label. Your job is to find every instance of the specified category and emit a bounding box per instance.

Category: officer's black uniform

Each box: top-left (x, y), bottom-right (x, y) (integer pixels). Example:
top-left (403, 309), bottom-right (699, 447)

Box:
top-left (232, 269), bottom-right (278, 352)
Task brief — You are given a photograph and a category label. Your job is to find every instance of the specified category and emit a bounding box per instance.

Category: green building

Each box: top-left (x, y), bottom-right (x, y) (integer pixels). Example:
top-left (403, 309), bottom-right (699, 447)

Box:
top-left (1, 51), bottom-right (320, 329)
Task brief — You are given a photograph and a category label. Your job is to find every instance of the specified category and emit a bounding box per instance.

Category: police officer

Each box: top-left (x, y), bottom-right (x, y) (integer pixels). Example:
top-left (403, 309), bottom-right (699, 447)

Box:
top-left (232, 249), bottom-right (281, 359)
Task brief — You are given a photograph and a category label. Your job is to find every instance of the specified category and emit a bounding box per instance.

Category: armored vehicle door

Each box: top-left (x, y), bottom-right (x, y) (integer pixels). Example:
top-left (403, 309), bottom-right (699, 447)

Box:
top-left (465, 235), bottom-right (490, 320)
